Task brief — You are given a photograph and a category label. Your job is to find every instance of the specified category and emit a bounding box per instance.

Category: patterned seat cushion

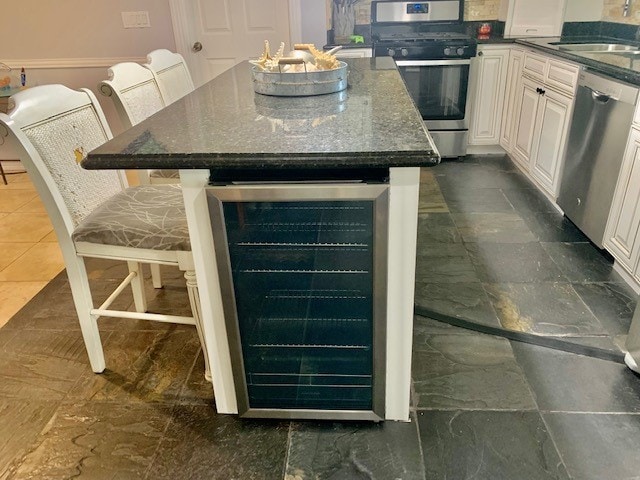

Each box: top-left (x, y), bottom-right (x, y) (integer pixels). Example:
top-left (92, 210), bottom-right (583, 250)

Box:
top-left (71, 184), bottom-right (191, 251)
top-left (149, 169), bottom-right (179, 179)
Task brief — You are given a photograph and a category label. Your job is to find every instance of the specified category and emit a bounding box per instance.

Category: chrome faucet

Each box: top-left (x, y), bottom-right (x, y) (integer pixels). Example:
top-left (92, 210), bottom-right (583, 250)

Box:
top-left (624, 0), bottom-right (631, 17)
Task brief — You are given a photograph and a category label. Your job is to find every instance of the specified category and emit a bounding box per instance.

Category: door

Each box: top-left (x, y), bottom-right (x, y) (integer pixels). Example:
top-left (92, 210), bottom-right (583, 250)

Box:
top-left (500, 48), bottom-right (524, 151)
top-left (468, 47), bottom-right (508, 145)
top-left (512, 76), bottom-right (540, 169)
top-left (605, 127), bottom-right (640, 273)
top-left (170, 0), bottom-right (293, 85)
top-left (530, 88), bottom-right (573, 197)
top-left (395, 59), bottom-right (471, 130)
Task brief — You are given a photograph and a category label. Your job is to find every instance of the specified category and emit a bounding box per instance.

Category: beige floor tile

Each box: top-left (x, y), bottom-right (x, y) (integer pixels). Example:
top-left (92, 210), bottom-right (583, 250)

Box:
top-left (15, 195), bottom-right (46, 214)
top-left (0, 243), bottom-right (64, 282)
top-left (0, 213), bottom-right (53, 242)
top-left (0, 173), bottom-right (36, 192)
top-left (0, 243), bottom-right (34, 271)
top-left (0, 190), bottom-right (39, 213)
top-left (41, 230), bottom-right (59, 243)
top-left (0, 281), bottom-right (48, 328)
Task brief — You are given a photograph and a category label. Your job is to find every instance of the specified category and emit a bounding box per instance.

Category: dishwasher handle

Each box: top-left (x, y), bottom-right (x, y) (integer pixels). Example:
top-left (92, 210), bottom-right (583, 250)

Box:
top-left (588, 87), bottom-right (612, 104)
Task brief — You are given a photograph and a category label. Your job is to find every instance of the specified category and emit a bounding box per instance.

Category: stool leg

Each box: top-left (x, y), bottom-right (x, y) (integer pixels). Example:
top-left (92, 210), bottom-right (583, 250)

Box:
top-left (0, 161), bottom-right (7, 185)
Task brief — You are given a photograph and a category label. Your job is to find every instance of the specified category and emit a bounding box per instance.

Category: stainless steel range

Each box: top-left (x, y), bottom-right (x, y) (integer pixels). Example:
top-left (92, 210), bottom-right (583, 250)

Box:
top-left (372, 0), bottom-right (476, 158)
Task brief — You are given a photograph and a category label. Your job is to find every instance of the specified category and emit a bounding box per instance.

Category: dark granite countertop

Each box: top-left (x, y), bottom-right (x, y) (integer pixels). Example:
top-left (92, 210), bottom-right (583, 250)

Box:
top-left (516, 36), bottom-right (640, 86)
top-left (84, 58), bottom-right (438, 172)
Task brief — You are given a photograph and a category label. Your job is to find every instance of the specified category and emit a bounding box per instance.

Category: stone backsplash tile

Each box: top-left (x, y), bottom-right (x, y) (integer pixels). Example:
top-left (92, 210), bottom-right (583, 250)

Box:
top-left (602, 0), bottom-right (640, 24)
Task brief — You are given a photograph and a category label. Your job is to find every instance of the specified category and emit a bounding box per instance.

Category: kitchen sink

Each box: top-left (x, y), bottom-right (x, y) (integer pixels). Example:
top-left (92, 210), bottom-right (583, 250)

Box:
top-left (553, 42), bottom-right (640, 53)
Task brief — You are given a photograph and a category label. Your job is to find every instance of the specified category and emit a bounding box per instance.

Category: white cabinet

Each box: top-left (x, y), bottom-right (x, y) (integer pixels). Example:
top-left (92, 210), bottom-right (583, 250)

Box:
top-left (502, 0), bottom-right (567, 38)
top-left (334, 48), bottom-right (372, 58)
top-left (509, 51), bottom-right (577, 197)
top-left (512, 76), bottom-right (540, 168)
top-left (468, 46), bottom-right (509, 145)
top-left (605, 127), bottom-right (640, 275)
top-left (529, 87), bottom-right (573, 194)
top-left (499, 48), bottom-right (524, 151)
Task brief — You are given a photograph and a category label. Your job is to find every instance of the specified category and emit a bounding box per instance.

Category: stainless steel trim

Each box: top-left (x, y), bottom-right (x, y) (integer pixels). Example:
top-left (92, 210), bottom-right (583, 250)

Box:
top-left (395, 59), bottom-right (471, 67)
top-left (426, 119), bottom-right (468, 130)
top-left (428, 130), bottom-right (468, 157)
top-left (240, 408), bottom-right (383, 421)
top-left (207, 183), bottom-right (389, 420)
top-left (374, 1), bottom-right (461, 23)
top-left (578, 70), bottom-right (638, 105)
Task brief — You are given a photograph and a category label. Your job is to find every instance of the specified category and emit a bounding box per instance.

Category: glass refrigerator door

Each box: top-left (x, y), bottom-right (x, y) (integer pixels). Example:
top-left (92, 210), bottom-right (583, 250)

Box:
top-left (208, 184), bottom-right (388, 419)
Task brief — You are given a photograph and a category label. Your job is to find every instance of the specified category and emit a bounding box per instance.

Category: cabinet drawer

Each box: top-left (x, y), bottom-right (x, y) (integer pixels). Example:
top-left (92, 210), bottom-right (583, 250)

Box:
top-left (545, 60), bottom-right (579, 96)
top-left (523, 52), bottom-right (547, 82)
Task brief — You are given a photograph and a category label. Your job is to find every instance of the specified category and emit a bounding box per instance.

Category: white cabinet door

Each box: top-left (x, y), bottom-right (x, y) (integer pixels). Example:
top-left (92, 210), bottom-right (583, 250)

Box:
top-left (512, 76), bottom-right (540, 168)
top-left (334, 48), bottom-right (372, 58)
top-left (500, 48), bottom-right (524, 152)
top-left (530, 88), bottom-right (573, 197)
top-left (468, 47), bottom-right (509, 145)
top-left (605, 127), bottom-right (640, 273)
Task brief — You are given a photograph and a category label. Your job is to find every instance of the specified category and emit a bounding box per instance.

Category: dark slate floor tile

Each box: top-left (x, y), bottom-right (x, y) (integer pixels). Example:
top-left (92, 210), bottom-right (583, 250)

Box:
top-left (512, 342), bottom-right (640, 412)
top-left (436, 167), bottom-right (533, 192)
top-left (2, 328), bottom-right (89, 361)
top-left (415, 243), bottom-right (479, 284)
top-left (441, 187), bottom-right (515, 213)
top-left (417, 213), bottom-right (462, 244)
top-left (412, 332), bottom-right (536, 410)
top-left (0, 352), bottom-right (87, 401)
top-left (484, 282), bottom-right (607, 336)
top-left (466, 242), bottom-right (565, 282)
top-left (177, 350), bottom-right (216, 407)
top-left (285, 417), bottom-right (424, 480)
top-left (572, 282), bottom-right (637, 336)
top-left (0, 399), bottom-right (60, 479)
top-left (147, 406), bottom-right (289, 480)
top-left (0, 327), bottom-right (17, 349)
top-left (2, 272), bottom-right (80, 331)
top-left (67, 327), bottom-right (201, 404)
top-left (418, 410), bottom-right (569, 480)
top-left (502, 185), bottom-right (559, 214)
top-left (451, 212), bottom-right (538, 243)
top-left (543, 412), bottom-right (640, 480)
top-left (414, 282), bottom-right (501, 328)
top-left (9, 402), bottom-right (172, 479)
top-left (419, 169), bottom-right (449, 214)
top-left (520, 210), bottom-right (589, 242)
top-left (541, 242), bottom-right (616, 282)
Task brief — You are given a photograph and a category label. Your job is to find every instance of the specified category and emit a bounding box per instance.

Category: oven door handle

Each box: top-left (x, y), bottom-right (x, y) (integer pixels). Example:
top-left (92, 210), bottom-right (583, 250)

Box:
top-left (395, 59), bottom-right (471, 67)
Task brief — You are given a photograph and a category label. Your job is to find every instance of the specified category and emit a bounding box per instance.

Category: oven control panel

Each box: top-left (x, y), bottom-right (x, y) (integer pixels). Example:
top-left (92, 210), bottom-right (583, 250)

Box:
top-left (407, 3), bottom-right (429, 14)
top-left (377, 44), bottom-right (475, 59)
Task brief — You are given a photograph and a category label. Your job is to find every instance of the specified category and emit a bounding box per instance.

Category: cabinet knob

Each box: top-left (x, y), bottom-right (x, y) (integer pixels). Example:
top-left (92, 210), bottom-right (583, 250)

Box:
top-left (478, 51), bottom-right (483, 57)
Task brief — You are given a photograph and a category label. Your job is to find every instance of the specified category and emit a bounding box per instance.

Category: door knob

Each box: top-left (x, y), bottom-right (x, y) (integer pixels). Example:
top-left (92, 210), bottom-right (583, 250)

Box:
top-left (192, 42), bottom-right (203, 52)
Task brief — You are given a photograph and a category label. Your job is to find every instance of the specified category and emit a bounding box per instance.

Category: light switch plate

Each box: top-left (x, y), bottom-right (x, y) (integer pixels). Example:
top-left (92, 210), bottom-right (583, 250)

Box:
top-left (122, 11), bottom-right (151, 29)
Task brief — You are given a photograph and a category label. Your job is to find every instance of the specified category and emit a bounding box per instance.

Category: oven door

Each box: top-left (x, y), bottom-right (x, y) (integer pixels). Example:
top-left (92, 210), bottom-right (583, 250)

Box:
top-left (395, 59), bottom-right (471, 130)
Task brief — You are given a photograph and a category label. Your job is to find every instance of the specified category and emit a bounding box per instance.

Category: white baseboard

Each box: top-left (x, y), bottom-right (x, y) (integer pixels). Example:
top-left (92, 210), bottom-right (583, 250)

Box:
top-left (466, 145), bottom-right (507, 155)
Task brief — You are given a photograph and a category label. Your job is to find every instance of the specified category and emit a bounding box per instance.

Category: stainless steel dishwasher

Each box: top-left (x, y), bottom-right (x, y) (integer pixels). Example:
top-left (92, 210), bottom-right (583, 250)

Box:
top-left (557, 70), bottom-right (639, 248)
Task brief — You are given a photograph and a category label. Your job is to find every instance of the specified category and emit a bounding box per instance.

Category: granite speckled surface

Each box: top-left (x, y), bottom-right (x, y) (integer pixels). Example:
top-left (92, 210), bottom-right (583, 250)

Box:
top-left (517, 36), bottom-right (640, 86)
top-left (84, 58), bottom-right (439, 172)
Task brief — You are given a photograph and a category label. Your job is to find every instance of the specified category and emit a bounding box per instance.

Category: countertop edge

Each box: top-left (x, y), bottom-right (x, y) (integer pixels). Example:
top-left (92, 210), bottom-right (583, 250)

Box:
top-left (82, 151), bottom-right (441, 171)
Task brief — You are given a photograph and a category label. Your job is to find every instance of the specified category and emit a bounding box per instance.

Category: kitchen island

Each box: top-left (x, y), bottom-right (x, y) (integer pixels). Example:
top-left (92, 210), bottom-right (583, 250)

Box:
top-left (84, 58), bottom-right (439, 421)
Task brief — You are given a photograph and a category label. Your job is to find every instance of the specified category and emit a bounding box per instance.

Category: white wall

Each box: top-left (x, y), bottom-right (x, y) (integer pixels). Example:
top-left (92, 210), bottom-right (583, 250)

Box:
top-left (565, 0), bottom-right (604, 21)
top-left (301, 0), bottom-right (329, 47)
top-left (0, 0), bottom-right (176, 161)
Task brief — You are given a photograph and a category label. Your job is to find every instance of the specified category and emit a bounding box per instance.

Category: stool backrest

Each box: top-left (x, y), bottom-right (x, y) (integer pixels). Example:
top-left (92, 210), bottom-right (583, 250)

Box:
top-left (144, 49), bottom-right (195, 105)
top-left (99, 62), bottom-right (165, 129)
top-left (0, 85), bottom-right (127, 236)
